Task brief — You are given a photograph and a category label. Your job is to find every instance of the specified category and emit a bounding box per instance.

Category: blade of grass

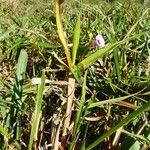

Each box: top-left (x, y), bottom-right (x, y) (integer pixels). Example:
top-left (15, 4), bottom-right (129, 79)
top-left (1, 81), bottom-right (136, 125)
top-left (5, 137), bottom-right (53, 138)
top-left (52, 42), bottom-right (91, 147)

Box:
top-left (86, 101), bottom-right (150, 150)
top-left (80, 122), bottom-right (90, 149)
top-left (79, 33), bottom-right (145, 69)
top-left (113, 47), bottom-right (121, 82)
top-left (72, 15), bottom-right (81, 65)
top-left (28, 72), bottom-right (46, 150)
top-left (106, 34), bottom-right (121, 82)
top-left (16, 50), bottom-right (28, 96)
top-left (87, 94), bottom-right (136, 109)
top-left (109, 82), bottom-right (147, 102)
top-left (56, 0), bottom-right (72, 68)
top-left (121, 129), bottom-right (150, 143)
top-left (0, 124), bottom-right (9, 148)
top-left (69, 71), bottom-right (87, 150)
top-left (0, 124), bottom-right (8, 137)
top-left (11, 50), bottom-right (28, 107)
top-left (0, 25), bottom-right (16, 41)
top-left (10, 50), bottom-right (28, 143)
top-left (81, 95), bottom-right (95, 149)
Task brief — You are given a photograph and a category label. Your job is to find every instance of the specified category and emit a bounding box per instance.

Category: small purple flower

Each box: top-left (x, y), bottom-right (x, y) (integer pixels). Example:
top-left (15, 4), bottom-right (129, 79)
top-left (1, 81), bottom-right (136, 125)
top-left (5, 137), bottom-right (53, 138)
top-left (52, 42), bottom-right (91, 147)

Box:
top-left (96, 34), bottom-right (105, 47)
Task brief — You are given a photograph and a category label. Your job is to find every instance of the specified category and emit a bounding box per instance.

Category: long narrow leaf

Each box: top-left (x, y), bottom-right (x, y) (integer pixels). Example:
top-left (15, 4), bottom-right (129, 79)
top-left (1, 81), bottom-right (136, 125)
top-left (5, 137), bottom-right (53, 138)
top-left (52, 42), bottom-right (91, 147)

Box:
top-left (70, 71), bottom-right (87, 149)
top-left (28, 72), bottom-right (46, 150)
top-left (79, 34), bottom-right (144, 69)
top-left (16, 50), bottom-right (28, 94)
top-left (10, 50), bottom-right (28, 127)
top-left (72, 15), bottom-right (81, 65)
top-left (88, 94), bottom-right (136, 109)
top-left (86, 102), bottom-right (150, 150)
top-left (56, 0), bottom-right (72, 68)
top-left (113, 48), bottom-right (121, 82)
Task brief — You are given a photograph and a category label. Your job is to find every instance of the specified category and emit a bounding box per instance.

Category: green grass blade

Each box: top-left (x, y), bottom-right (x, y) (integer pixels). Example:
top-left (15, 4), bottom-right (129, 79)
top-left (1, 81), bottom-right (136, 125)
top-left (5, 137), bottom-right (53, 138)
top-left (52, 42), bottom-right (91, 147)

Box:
top-left (15, 50), bottom-right (28, 142)
top-left (11, 50), bottom-right (28, 105)
top-left (70, 71), bottom-right (87, 150)
top-left (15, 50), bottom-right (28, 97)
top-left (79, 34), bottom-right (144, 69)
top-left (88, 94), bottom-right (136, 109)
top-left (28, 72), bottom-right (46, 150)
top-left (109, 82), bottom-right (147, 102)
top-left (0, 124), bottom-right (8, 137)
top-left (72, 15), bottom-right (81, 65)
top-left (107, 35), bottom-right (121, 82)
top-left (10, 50), bottom-right (28, 137)
top-left (16, 50), bottom-right (28, 82)
top-left (86, 102), bottom-right (150, 150)
top-left (81, 122), bottom-right (90, 149)
top-left (0, 25), bottom-right (16, 41)
top-left (121, 129), bottom-right (150, 143)
top-left (113, 48), bottom-right (121, 82)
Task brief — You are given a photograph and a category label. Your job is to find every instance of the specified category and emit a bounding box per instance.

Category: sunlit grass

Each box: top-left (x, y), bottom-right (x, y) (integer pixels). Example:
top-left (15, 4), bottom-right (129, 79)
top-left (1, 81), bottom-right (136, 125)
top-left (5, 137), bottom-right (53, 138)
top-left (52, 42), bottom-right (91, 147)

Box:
top-left (0, 0), bottom-right (150, 149)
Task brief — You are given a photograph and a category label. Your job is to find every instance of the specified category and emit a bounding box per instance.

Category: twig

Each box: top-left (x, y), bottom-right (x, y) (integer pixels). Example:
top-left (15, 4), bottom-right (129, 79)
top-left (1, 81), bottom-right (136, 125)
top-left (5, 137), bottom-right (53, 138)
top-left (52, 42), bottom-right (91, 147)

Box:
top-left (51, 51), bottom-right (70, 71)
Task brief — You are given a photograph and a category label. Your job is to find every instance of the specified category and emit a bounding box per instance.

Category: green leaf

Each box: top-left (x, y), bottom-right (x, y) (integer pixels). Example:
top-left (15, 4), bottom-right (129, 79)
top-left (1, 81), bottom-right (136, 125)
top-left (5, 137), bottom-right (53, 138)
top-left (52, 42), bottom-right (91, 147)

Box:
top-left (12, 49), bottom-right (28, 105)
top-left (79, 34), bottom-right (144, 69)
top-left (28, 72), bottom-right (46, 150)
top-left (129, 141), bottom-right (140, 150)
top-left (10, 50), bottom-right (28, 128)
top-left (71, 64), bottom-right (84, 83)
top-left (72, 15), bottom-right (81, 65)
top-left (70, 71), bottom-right (87, 149)
top-left (0, 124), bottom-right (8, 137)
top-left (86, 101), bottom-right (150, 150)
top-left (16, 50), bottom-right (28, 82)
top-left (0, 25), bottom-right (16, 41)
top-left (88, 94), bottom-right (136, 109)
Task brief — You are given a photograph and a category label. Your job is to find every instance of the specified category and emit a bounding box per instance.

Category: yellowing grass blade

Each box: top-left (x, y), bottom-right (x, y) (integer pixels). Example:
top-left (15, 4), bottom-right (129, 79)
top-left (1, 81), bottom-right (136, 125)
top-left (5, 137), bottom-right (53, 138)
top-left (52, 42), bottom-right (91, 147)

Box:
top-left (56, 0), bottom-right (72, 68)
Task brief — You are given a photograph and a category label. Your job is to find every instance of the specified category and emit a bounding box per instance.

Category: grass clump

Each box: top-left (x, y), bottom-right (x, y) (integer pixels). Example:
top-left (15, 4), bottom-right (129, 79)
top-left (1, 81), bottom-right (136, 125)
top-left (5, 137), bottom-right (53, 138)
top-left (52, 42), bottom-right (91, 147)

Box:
top-left (0, 0), bottom-right (150, 149)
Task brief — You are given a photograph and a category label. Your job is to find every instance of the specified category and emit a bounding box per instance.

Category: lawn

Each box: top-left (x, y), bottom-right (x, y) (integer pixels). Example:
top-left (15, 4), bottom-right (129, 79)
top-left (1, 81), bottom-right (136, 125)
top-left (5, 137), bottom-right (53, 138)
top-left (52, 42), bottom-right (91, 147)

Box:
top-left (0, 0), bottom-right (150, 149)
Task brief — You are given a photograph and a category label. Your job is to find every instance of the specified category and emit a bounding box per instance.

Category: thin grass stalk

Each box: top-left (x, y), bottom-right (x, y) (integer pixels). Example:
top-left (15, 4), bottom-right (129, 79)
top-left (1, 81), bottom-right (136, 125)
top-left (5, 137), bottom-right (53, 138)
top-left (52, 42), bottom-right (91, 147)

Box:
top-left (80, 122), bottom-right (90, 149)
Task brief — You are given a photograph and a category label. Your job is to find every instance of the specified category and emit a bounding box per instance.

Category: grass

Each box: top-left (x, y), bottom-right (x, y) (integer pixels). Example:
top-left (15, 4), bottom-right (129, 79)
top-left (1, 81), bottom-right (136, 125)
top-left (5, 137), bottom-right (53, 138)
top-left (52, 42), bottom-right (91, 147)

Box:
top-left (0, 0), bottom-right (150, 149)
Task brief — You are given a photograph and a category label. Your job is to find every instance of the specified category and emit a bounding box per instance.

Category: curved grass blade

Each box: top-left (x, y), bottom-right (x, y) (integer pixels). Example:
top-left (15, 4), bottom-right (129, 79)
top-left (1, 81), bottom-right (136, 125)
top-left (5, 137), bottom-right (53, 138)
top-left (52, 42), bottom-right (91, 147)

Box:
top-left (56, 0), bottom-right (72, 68)
top-left (72, 15), bottom-right (81, 65)
top-left (86, 101), bottom-right (150, 150)
top-left (88, 94), bottom-right (136, 109)
top-left (79, 34), bottom-right (144, 69)
top-left (28, 72), bottom-right (46, 150)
